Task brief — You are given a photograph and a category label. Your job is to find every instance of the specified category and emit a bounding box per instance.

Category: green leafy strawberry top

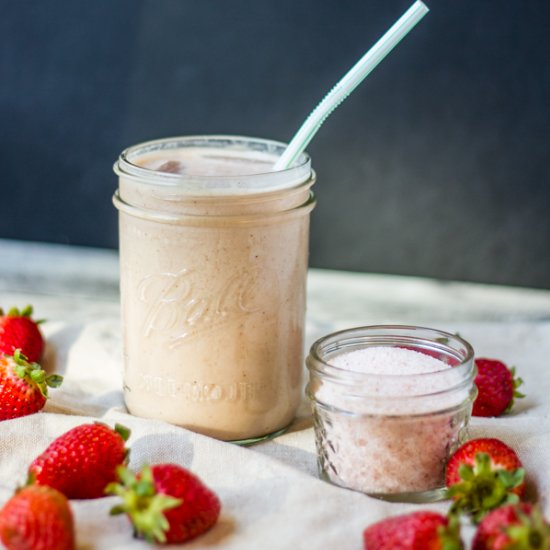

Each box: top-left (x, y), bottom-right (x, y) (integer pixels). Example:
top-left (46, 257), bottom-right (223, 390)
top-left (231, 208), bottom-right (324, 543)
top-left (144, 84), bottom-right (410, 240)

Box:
top-left (448, 452), bottom-right (525, 523)
top-left (11, 349), bottom-right (63, 397)
top-left (106, 466), bottom-right (181, 544)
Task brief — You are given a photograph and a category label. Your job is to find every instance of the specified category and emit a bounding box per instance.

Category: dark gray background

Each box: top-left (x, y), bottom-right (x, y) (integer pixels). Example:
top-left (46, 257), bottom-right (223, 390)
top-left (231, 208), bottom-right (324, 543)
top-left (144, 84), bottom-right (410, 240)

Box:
top-left (1, 1), bottom-right (549, 288)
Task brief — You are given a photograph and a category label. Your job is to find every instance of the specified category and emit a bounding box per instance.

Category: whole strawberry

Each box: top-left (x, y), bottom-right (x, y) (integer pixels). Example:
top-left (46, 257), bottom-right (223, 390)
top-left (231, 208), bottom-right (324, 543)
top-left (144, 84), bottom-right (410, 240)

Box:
top-left (0, 306), bottom-right (45, 362)
top-left (446, 438), bottom-right (525, 522)
top-left (0, 350), bottom-right (63, 420)
top-left (473, 358), bottom-right (524, 417)
top-left (0, 485), bottom-right (75, 550)
top-left (473, 503), bottom-right (550, 550)
top-left (363, 511), bottom-right (463, 549)
top-left (107, 463), bottom-right (221, 544)
top-left (28, 422), bottom-right (130, 499)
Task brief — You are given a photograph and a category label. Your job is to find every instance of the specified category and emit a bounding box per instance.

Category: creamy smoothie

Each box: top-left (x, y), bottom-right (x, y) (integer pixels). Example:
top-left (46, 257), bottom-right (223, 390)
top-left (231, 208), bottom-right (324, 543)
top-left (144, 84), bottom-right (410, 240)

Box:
top-left (114, 136), bottom-right (315, 441)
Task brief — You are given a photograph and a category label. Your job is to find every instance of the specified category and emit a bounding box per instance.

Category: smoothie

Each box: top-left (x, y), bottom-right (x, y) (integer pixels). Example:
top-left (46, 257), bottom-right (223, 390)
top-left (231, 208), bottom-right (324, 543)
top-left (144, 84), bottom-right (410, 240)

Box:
top-left (114, 136), bottom-right (315, 441)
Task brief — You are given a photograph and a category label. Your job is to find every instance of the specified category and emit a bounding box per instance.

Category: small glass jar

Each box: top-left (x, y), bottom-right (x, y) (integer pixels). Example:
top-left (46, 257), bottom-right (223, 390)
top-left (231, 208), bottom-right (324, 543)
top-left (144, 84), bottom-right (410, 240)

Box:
top-left (306, 325), bottom-right (477, 502)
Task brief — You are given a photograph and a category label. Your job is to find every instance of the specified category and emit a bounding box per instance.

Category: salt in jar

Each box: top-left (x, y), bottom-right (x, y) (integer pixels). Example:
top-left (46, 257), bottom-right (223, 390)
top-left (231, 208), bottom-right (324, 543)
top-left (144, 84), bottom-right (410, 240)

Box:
top-left (306, 325), bottom-right (477, 502)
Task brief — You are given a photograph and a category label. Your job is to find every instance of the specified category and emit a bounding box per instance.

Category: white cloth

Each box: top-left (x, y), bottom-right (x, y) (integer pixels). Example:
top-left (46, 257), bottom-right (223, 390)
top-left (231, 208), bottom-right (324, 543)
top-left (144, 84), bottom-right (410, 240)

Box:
top-left (1, 319), bottom-right (549, 549)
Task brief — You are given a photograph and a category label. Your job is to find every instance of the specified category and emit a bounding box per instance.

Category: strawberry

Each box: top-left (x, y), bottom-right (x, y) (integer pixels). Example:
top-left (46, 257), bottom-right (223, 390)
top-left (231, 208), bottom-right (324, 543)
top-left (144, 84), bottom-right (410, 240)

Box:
top-left (363, 510), bottom-right (463, 549)
top-left (473, 358), bottom-right (524, 417)
top-left (107, 463), bottom-right (221, 544)
top-left (28, 422), bottom-right (131, 499)
top-left (0, 350), bottom-right (63, 420)
top-left (446, 438), bottom-right (525, 522)
top-left (0, 306), bottom-right (45, 362)
top-left (0, 485), bottom-right (75, 550)
top-left (472, 503), bottom-right (550, 550)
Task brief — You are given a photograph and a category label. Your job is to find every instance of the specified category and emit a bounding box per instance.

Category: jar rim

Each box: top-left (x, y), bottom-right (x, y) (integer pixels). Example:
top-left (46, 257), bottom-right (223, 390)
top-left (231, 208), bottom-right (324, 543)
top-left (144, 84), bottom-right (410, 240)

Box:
top-left (306, 324), bottom-right (476, 387)
top-left (114, 135), bottom-right (312, 195)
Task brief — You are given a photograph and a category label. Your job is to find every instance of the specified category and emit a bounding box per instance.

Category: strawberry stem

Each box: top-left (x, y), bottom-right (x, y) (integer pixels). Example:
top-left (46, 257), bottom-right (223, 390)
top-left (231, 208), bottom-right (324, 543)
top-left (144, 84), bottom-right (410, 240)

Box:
top-left (2, 305), bottom-right (45, 324)
top-left (505, 506), bottom-right (550, 548)
top-left (106, 465), bottom-right (181, 544)
top-left (6, 305), bottom-right (33, 317)
top-left (115, 423), bottom-right (131, 442)
top-left (46, 374), bottom-right (64, 388)
top-left (438, 514), bottom-right (463, 550)
top-left (20, 305), bottom-right (33, 317)
top-left (10, 349), bottom-right (63, 398)
top-left (504, 366), bottom-right (525, 414)
top-left (447, 452), bottom-right (525, 523)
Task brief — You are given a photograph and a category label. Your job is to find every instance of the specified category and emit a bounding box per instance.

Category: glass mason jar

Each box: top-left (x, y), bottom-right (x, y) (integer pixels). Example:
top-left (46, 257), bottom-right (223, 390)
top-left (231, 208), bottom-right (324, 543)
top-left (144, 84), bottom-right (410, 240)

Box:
top-left (113, 136), bottom-right (316, 443)
top-left (306, 325), bottom-right (477, 502)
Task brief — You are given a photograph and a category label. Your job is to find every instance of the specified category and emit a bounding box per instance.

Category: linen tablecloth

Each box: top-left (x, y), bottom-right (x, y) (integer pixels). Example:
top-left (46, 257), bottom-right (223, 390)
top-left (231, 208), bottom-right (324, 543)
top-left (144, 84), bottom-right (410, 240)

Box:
top-left (1, 314), bottom-right (549, 549)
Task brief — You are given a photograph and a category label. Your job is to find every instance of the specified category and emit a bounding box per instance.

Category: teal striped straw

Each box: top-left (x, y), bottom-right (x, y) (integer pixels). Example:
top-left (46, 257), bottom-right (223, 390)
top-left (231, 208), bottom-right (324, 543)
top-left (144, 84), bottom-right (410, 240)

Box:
top-left (273, 0), bottom-right (429, 171)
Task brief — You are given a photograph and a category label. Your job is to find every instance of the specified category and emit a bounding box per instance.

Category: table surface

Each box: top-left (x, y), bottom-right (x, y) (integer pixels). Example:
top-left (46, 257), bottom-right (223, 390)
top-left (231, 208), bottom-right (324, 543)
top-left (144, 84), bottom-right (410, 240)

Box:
top-left (1, 238), bottom-right (549, 549)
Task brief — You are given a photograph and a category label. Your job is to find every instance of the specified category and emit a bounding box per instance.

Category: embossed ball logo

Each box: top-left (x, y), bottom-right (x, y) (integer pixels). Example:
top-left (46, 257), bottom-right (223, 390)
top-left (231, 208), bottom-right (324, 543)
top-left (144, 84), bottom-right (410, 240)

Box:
top-left (138, 267), bottom-right (263, 347)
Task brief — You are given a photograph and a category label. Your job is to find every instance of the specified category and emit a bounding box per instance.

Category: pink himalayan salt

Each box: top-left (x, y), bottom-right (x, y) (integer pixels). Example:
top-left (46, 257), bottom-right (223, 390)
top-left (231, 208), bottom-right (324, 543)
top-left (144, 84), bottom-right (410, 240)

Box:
top-left (314, 346), bottom-right (471, 495)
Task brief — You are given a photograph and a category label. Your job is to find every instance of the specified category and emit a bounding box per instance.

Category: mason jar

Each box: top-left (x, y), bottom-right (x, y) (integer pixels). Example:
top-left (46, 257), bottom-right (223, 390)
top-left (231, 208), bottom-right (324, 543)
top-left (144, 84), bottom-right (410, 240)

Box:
top-left (113, 136), bottom-right (316, 443)
top-left (306, 325), bottom-right (477, 502)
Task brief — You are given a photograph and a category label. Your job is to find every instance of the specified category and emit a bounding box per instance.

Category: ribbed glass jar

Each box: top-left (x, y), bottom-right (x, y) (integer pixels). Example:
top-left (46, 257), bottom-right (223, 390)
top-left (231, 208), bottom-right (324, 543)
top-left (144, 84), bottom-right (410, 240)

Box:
top-left (306, 325), bottom-right (477, 502)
